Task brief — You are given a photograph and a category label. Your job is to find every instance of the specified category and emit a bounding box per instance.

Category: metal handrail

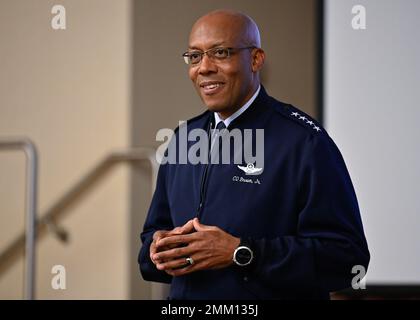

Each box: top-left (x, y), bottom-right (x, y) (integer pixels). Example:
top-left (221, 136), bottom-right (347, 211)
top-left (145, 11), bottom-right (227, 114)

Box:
top-left (0, 138), bottom-right (38, 300)
top-left (0, 146), bottom-right (158, 299)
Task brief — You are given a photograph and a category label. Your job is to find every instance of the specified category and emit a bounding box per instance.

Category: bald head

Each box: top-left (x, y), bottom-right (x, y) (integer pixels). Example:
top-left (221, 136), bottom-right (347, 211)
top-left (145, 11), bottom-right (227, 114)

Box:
top-left (190, 10), bottom-right (261, 48)
top-left (186, 10), bottom-right (265, 119)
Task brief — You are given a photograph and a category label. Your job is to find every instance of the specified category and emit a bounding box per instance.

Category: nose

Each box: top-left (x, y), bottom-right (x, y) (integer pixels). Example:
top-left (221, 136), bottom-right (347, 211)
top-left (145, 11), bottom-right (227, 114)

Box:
top-left (198, 53), bottom-right (217, 75)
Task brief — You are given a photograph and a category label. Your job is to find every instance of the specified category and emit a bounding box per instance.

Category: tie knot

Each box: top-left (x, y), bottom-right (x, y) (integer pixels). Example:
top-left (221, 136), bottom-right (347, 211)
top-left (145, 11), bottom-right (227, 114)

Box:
top-left (216, 121), bottom-right (226, 130)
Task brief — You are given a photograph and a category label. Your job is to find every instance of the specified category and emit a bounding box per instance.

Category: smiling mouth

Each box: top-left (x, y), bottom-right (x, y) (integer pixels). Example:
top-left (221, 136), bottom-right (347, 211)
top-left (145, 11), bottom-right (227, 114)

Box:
top-left (199, 81), bottom-right (225, 95)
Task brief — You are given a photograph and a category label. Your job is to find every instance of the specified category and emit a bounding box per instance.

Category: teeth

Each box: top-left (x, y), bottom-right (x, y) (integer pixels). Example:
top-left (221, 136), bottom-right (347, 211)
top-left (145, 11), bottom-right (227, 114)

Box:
top-left (205, 83), bottom-right (221, 89)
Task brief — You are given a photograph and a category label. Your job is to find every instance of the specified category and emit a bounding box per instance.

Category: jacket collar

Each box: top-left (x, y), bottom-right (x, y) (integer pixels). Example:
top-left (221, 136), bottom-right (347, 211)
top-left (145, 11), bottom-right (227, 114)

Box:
top-left (223, 85), bottom-right (270, 129)
top-left (204, 85), bottom-right (271, 131)
top-left (213, 85), bottom-right (261, 129)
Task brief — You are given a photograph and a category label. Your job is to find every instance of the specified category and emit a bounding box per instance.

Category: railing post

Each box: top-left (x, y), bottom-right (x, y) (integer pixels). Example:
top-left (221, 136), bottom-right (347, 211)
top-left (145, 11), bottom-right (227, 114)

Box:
top-left (0, 145), bottom-right (161, 299)
top-left (0, 138), bottom-right (38, 300)
top-left (23, 141), bottom-right (37, 300)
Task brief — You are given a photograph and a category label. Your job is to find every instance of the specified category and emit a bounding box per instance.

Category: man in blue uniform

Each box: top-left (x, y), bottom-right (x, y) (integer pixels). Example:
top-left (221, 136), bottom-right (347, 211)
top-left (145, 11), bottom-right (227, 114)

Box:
top-left (138, 9), bottom-right (369, 299)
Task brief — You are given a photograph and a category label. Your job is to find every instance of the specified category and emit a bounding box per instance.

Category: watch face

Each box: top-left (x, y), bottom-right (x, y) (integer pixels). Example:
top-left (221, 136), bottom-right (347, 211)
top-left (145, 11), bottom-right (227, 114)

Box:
top-left (236, 247), bottom-right (252, 265)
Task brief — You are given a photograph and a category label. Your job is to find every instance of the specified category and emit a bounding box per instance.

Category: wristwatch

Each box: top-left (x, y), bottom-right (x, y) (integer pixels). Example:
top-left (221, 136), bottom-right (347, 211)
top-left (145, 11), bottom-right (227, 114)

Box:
top-left (233, 239), bottom-right (254, 267)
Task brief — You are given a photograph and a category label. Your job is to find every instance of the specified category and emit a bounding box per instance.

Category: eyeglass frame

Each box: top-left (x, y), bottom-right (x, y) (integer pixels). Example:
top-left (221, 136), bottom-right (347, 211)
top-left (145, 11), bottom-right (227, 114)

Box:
top-left (182, 46), bottom-right (256, 65)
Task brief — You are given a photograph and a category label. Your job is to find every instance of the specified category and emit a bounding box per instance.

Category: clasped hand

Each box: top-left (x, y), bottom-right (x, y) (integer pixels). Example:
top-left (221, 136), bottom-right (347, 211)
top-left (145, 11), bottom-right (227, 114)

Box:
top-left (149, 218), bottom-right (240, 277)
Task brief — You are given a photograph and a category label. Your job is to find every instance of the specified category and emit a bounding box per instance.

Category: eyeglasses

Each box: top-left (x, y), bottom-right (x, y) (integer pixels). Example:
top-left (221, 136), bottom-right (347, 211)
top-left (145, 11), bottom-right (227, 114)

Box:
top-left (182, 46), bottom-right (255, 65)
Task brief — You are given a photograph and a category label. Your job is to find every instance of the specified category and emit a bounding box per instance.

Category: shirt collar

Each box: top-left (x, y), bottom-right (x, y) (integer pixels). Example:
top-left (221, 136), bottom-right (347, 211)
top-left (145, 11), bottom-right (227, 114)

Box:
top-left (214, 85), bottom-right (261, 128)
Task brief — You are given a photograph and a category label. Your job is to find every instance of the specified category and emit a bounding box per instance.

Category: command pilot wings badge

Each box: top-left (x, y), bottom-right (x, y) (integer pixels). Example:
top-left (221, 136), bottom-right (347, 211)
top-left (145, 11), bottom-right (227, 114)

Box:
top-left (237, 163), bottom-right (263, 175)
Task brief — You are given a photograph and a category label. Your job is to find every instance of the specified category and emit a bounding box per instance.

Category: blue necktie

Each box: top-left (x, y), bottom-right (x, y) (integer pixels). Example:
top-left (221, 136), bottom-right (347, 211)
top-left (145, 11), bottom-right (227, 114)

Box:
top-left (210, 121), bottom-right (227, 164)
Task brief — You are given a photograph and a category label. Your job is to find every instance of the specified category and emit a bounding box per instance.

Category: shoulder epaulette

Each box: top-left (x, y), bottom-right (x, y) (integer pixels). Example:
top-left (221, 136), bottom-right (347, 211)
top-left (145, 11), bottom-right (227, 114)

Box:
top-left (272, 100), bottom-right (324, 134)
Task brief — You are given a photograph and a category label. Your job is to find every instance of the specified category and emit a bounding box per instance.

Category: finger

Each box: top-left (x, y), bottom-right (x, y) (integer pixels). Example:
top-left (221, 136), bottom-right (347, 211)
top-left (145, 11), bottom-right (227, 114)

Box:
top-left (150, 241), bottom-right (157, 256)
top-left (156, 257), bottom-right (192, 271)
top-left (150, 239), bottom-right (161, 264)
top-left (171, 226), bottom-right (184, 235)
top-left (179, 219), bottom-right (195, 234)
top-left (192, 218), bottom-right (217, 232)
top-left (154, 245), bottom-right (178, 264)
top-left (153, 230), bottom-right (169, 242)
top-left (152, 230), bottom-right (164, 240)
top-left (158, 243), bottom-right (181, 251)
top-left (150, 232), bottom-right (171, 262)
top-left (153, 228), bottom-right (178, 246)
top-left (156, 233), bottom-right (196, 249)
top-left (166, 261), bottom-right (205, 277)
top-left (153, 244), bottom-right (196, 262)
top-left (169, 220), bottom-right (195, 236)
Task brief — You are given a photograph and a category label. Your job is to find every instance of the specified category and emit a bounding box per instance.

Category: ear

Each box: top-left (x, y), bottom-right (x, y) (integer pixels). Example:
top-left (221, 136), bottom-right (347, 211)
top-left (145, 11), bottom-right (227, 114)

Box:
top-left (251, 48), bottom-right (265, 73)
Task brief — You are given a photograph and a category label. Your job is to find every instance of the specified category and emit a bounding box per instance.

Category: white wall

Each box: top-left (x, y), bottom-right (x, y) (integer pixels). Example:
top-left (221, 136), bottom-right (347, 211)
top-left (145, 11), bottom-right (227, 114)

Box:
top-left (325, 0), bottom-right (420, 284)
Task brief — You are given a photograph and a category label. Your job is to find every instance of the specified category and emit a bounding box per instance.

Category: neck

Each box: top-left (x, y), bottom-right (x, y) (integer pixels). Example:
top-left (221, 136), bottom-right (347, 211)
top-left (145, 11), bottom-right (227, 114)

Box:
top-left (218, 83), bottom-right (260, 119)
top-left (218, 111), bottom-right (230, 120)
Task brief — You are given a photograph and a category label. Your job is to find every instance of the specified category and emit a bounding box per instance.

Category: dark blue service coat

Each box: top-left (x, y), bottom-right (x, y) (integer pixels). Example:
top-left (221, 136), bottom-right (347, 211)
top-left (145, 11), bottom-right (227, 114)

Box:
top-left (138, 86), bottom-right (370, 299)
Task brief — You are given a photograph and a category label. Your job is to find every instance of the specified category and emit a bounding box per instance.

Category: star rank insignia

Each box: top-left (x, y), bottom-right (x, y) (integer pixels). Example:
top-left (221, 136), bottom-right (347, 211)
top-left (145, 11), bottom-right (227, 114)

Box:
top-left (290, 111), bottom-right (322, 133)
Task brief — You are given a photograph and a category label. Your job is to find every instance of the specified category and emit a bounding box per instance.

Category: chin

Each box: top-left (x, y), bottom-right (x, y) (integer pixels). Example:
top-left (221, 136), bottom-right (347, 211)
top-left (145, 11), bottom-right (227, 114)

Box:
top-left (205, 104), bottom-right (227, 113)
top-left (202, 98), bottom-right (226, 112)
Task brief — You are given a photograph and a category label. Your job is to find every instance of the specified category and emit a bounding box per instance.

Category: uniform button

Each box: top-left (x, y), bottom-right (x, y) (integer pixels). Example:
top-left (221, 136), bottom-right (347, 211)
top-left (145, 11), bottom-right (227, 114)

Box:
top-left (243, 276), bottom-right (248, 282)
